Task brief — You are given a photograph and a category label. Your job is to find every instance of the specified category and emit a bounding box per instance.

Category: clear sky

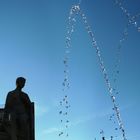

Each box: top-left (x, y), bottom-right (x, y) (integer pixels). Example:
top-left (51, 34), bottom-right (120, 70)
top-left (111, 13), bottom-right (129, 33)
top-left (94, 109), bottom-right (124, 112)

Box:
top-left (0, 0), bottom-right (140, 140)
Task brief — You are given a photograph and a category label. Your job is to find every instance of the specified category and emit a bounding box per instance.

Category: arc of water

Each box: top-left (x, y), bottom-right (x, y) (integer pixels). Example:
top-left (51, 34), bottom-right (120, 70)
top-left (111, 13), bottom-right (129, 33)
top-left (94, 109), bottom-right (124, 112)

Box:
top-left (79, 7), bottom-right (127, 140)
top-left (112, 0), bottom-right (140, 100)
top-left (115, 0), bottom-right (140, 29)
top-left (62, 4), bottom-right (127, 140)
top-left (111, 23), bottom-right (129, 101)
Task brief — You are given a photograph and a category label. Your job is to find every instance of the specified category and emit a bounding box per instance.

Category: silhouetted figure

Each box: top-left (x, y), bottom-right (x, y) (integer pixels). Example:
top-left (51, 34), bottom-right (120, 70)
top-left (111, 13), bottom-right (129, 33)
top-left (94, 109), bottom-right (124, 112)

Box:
top-left (4, 77), bottom-right (31, 140)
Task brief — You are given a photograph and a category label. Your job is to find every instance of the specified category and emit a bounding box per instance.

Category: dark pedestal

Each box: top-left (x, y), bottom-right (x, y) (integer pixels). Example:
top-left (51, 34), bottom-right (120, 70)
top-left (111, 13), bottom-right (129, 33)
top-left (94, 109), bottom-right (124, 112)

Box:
top-left (0, 132), bottom-right (10, 140)
top-left (0, 102), bottom-right (35, 140)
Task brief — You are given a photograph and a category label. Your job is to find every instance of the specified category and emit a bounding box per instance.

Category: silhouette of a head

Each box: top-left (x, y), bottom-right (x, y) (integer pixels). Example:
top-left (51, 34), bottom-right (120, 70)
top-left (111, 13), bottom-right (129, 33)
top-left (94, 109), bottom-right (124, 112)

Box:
top-left (16, 77), bottom-right (26, 89)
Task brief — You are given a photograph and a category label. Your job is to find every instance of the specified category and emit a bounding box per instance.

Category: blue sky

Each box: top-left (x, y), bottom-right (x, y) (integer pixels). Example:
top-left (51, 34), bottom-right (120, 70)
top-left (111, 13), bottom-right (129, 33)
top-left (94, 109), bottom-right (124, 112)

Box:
top-left (0, 0), bottom-right (140, 140)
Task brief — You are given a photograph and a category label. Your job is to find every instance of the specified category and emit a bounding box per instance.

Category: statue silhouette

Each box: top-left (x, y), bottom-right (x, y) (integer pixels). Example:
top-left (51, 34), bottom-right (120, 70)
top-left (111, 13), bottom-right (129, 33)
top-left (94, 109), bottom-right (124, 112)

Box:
top-left (4, 77), bottom-right (31, 140)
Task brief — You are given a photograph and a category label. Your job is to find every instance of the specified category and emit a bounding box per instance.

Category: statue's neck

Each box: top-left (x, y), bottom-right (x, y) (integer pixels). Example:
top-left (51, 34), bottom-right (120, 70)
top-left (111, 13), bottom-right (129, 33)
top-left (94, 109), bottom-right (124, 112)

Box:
top-left (15, 87), bottom-right (22, 91)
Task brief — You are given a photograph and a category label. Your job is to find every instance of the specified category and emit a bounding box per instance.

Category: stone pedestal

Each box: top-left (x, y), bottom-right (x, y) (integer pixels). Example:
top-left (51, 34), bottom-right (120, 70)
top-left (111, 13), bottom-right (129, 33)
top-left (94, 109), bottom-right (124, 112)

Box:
top-left (0, 102), bottom-right (35, 140)
top-left (0, 132), bottom-right (10, 140)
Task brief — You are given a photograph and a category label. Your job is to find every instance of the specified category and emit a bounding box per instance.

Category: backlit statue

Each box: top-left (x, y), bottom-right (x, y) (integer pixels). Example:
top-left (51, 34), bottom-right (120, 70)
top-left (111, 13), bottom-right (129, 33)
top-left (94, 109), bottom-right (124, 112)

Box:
top-left (4, 77), bottom-right (31, 140)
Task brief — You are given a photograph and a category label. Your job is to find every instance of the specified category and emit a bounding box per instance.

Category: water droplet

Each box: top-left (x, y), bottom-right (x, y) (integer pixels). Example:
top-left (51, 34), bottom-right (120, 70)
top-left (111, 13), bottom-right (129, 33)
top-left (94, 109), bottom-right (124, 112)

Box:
top-left (63, 60), bottom-right (67, 64)
top-left (65, 106), bottom-right (69, 109)
top-left (62, 82), bottom-right (65, 86)
top-left (115, 128), bottom-right (118, 130)
top-left (66, 133), bottom-right (69, 137)
top-left (116, 70), bottom-right (119, 74)
top-left (59, 111), bottom-right (62, 114)
top-left (66, 120), bottom-right (69, 123)
top-left (59, 132), bottom-right (63, 136)
top-left (138, 27), bottom-right (140, 32)
top-left (134, 21), bottom-right (137, 27)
